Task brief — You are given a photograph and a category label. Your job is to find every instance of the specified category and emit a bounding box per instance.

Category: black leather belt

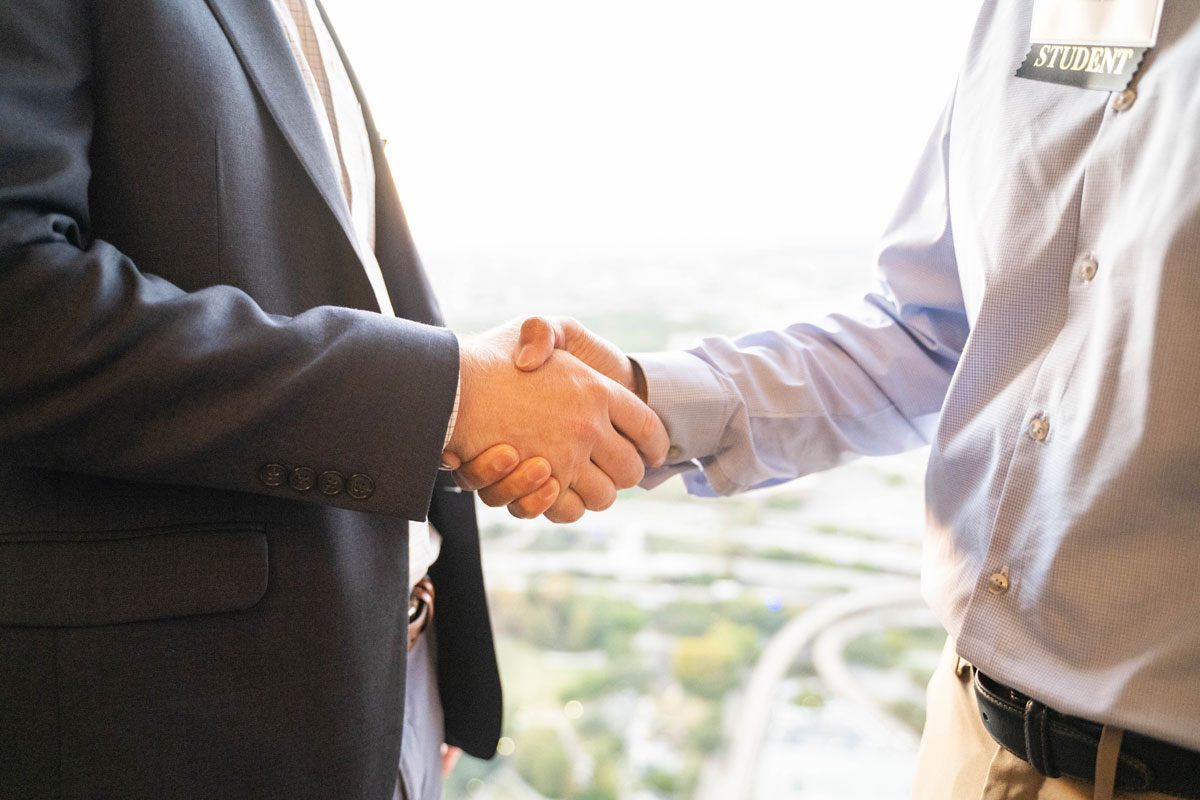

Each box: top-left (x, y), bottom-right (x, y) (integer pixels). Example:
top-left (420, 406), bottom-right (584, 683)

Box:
top-left (407, 576), bottom-right (434, 653)
top-left (973, 670), bottom-right (1200, 799)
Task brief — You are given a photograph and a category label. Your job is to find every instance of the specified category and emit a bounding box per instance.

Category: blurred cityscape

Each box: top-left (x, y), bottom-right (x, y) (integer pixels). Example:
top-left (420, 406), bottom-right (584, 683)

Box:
top-left (426, 244), bottom-right (943, 800)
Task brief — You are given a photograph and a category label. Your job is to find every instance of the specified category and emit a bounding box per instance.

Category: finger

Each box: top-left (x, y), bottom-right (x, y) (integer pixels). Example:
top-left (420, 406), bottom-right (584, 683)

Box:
top-left (556, 318), bottom-right (635, 389)
top-left (544, 487), bottom-right (586, 524)
top-left (452, 444), bottom-right (519, 492)
top-left (589, 426), bottom-right (645, 489)
top-left (440, 452), bottom-right (462, 471)
top-left (477, 457), bottom-right (553, 507)
top-left (517, 316), bottom-right (636, 390)
top-left (515, 316), bottom-right (562, 371)
top-left (442, 745), bottom-right (462, 777)
top-left (569, 461), bottom-right (619, 512)
top-left (507, 477), bottom-right (561, 519)
top-left (605, 383), bottom-right (670, 467)
top-left (558, 316), bottom-right (611, 364)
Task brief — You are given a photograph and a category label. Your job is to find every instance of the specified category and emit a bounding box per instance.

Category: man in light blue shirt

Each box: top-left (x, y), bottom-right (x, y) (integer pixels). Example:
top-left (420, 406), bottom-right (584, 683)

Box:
top-left (460, 0), bottom-right (1200, 796)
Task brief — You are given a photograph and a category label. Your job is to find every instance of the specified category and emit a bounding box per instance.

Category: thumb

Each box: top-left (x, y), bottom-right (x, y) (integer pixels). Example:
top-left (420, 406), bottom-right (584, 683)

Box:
top-left (514, 316), bottom-right (562, 371)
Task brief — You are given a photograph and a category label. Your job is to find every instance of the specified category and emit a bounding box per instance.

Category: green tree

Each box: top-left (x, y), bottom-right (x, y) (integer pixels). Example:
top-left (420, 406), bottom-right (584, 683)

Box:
top-left (564, 597), bottom-right (646, 654)
top-left (578, 750), bottom-right (619, 800)
top-left (721, 597), bottom-right (792, 635)
top-left (515, 727), bottom-right (573, 799)
top-left (656, 601), bottom-right (714, 637)
top-left (559, 663), bottom-right (649, 703)
top-left (672, 621), bottom-right (759, 698)
top-left (688, 706), bottom-right (724, 754)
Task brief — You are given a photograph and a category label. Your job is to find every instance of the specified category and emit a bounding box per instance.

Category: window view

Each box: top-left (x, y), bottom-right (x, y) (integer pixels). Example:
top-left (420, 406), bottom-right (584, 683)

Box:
top-left (327, 2), bottom-right (979, 797)
top-left (431, 251), bottom-right (940, 800)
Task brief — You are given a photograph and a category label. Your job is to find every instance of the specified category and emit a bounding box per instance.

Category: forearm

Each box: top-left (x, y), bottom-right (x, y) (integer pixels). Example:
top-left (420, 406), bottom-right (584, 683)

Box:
top-left (637, 292), bottom-right (962, 496)
top-left (640, 97), bottom-right (967, 496)
top-left (0, 235), bottom-right (458, 520)
top-left (0, 1), bottom-right (460, 520)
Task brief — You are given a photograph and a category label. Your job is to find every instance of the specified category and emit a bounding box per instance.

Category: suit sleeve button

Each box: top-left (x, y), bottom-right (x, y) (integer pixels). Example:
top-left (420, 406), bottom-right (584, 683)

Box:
top-left (347, 473), bottom-right (375, 500)
top-left (319, 470), bottom-right (346, 496)
top-left (289, 466), bottom-right (317, 492)
top-left (259, 463), bottom-right (287, 488)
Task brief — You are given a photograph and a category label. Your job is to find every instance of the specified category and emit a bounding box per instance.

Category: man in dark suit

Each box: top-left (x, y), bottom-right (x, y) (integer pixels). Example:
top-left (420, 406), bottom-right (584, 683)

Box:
top-left (0, 2), bottom-right (665, 798)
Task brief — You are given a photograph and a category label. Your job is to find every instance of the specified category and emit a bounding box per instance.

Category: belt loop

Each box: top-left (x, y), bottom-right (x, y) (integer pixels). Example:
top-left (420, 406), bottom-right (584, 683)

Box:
top-left (1093, 726), bottom-right (1123, 800)
top-left (1023, 698), bottom-right (1060, 778)
top-left (954, 654), bottom-right (972, 677)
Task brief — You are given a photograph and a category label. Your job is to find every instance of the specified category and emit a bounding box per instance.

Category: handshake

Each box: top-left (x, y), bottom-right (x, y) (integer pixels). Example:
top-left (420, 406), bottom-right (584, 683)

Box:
top-left (442, 316), bottom-right (667, 524)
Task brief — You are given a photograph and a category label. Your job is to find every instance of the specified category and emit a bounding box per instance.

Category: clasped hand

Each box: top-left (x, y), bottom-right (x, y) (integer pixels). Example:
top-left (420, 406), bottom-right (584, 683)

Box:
top-left (442, 318), bottom-right (662, 523)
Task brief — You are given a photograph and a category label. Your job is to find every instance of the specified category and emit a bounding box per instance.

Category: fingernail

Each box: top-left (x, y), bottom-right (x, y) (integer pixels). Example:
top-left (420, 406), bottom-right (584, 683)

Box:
top-left (515, 344), bottom-right (536, 369)
top-left (530, 460), bottom-right (552, 482)
top-left (495, 450), bottom-right (519, 471)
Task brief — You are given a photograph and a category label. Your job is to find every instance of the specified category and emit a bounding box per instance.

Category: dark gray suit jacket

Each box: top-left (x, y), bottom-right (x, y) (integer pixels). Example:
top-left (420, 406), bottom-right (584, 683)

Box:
top-left (0, 2), bottom-right (501, 797)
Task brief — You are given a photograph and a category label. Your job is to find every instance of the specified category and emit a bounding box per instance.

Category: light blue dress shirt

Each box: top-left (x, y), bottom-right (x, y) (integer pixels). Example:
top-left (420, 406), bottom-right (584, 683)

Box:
top-left (638, 0), bottom-right (1200, 751)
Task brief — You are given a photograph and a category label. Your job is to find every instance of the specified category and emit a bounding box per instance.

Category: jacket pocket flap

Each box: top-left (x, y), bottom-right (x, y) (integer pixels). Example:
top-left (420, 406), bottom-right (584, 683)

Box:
top-left (0, 526), bottom-right (268, 626)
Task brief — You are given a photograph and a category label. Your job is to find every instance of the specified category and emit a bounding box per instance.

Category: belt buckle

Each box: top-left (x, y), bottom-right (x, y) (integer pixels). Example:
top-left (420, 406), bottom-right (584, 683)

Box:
top-left (407, 576), bottom-right (434, 652)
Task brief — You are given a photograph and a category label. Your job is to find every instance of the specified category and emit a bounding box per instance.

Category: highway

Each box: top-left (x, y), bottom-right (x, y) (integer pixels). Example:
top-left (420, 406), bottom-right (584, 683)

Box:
top-left (698, 583), bottom-right (931, 800)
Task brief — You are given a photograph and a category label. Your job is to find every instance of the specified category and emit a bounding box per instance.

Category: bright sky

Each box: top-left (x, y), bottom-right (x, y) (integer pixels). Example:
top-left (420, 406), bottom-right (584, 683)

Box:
top-left (326, 1), bottom-right (980, 252)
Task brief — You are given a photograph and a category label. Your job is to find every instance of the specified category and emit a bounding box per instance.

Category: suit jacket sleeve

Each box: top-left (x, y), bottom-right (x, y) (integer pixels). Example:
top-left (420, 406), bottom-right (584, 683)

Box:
top-left (0, 2), bottom-right (456, 521)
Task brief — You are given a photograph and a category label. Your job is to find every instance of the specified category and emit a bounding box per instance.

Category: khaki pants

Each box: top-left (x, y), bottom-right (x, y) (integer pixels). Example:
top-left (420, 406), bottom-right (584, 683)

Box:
top-left (912, 639), bottom-right (1177, 800)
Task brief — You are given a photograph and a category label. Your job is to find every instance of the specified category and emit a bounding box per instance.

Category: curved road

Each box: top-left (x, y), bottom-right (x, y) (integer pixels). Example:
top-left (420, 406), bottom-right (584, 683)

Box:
top-left (700, 582), bottom-right (930, 800)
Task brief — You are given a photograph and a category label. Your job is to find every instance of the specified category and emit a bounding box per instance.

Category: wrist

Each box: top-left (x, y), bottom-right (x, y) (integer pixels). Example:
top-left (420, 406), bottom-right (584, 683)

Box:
top-left (446, 342), bottom-right (480, 457)
top-left (629, 357), bottom-right (648, 403)
top-left (446, 336), bottom-right (507, 459)
top-left (439, 372), bottom-right (462, 468)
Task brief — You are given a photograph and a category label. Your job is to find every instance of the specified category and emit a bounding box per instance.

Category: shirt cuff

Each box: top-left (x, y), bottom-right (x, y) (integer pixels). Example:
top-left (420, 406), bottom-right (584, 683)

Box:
top-left (439, 372), bottom-right (460, 469)
top-left (631, 350), bottom-right (737, 465)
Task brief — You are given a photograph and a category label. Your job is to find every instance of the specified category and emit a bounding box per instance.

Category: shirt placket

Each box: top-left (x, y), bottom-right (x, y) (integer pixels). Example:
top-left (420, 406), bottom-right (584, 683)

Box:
top-left (957, 95), bottom-right (1120, 662)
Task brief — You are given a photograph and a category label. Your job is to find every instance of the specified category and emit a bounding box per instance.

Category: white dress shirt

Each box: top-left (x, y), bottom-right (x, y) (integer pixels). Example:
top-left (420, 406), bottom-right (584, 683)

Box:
top-left (640, 0), bottom-right (1200, 751)
top-left (270, 0), bottom-right (441, 591)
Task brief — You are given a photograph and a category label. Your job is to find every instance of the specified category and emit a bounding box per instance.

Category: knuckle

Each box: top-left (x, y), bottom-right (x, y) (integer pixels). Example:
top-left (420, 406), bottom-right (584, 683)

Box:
top-left (546, 500), bottom-right (584, 524)
top-left (620, 459), bottom-right (646, 489)
top-left (518, 499), bottom-right (548, 518)
top-left (635, 413), bottom-right (659, 445)
top-left (476, 487), bottom-right (505, 507)
top-left (590, 489), bottom-right (616, 512)
top-left (568, 415), bottom-right (601, 444)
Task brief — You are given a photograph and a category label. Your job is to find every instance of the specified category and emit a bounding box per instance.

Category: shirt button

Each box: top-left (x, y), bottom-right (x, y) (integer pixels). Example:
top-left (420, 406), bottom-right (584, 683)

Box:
top-left (347, 473), bottom-right (375, 500)
top-left (259, 463), bottom-right (287, 488)
top-left (1028, 416), bottom-right (1050, 442)
top-left (289, 466), bottom-right (317, 492)
top-left (1077, 257), bottom-right (1099, 282)
top-left (1113, 89), bottom-right (1137, 112)
top-left (988, 571), bottom-right (1010, 595)
top-left (320, 470), bottom-right (346, 496)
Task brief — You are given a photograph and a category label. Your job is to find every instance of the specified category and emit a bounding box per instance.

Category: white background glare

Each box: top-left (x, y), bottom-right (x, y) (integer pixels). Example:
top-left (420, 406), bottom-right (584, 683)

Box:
top-left (326, 1), bottom-right (979, 253)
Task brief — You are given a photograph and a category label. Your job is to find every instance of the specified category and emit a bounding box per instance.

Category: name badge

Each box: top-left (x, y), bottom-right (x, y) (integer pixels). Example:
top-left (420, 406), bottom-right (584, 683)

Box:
top-left (1016, 0), bottom-right (1165, 91)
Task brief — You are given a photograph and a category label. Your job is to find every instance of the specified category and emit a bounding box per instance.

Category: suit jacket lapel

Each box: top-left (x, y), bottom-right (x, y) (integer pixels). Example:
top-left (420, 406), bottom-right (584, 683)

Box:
top-left (202, 0), bottom-right (375, 287)
top-left (309, 0), bottom-right (445, 326)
